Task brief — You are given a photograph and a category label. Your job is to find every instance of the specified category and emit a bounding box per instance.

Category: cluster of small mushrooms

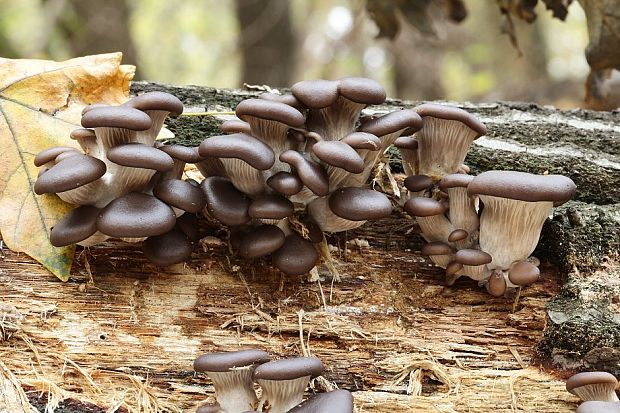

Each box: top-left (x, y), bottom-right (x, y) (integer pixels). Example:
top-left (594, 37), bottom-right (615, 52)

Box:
top-left (34, 92), bottom-right (205, 266)
top-left (565, 371), bottom-right (620, 412)
top-left (34, 76), bottom-right (577, 297)
top-left (193, 349), bottom-right (352, 413)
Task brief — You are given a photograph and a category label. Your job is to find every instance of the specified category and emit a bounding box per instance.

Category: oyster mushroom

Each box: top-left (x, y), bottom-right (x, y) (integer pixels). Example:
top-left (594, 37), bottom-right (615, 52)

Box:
top-left (404, 197), bottom-right (453, 243)
top-left (567, 371), bottom-right (619, 402)
top-left (287, 390), bottom-right (354, 413)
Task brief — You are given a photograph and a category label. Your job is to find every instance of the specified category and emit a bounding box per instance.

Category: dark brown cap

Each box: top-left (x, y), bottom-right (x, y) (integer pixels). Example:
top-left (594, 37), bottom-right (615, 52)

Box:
top-left (237, 225), bottom-right (286, 258)
top-left (448, 229), bottom-right (468, 242)
top-left (34, 146), bottom-right (77, 167)
top-left (287, 390), bottom-right (353, 413)
top-left (359, 109), bottom-right (422, 137)
top-left (329, 187), bottom-right (392, 221)
top-left (404, 197), bottom-right (447, 217)
top-left (272, 234), bottom-right (319, 275)
top-left (97, 192), bottom-right (176, 238)
top-left (154, 179), bottom-right (207, 213)
top-left (81, 106), bottom-right (152, 130)
top-left (279, 150), bottom-right (329, 197)
top-left (338, 77), bottom-right (386, 105)
top-left (107, 143), bottom-right (175, 171)
top-left (258, 92), bottom-right (304, 110)
top-left (508, 261), bottom-right (540, 286)
top-left (341, 132), bottom-right (381, 150)
top-left (194, 349), bottom-right (270, 372)
top-left (176, 213), bottom-right (200, 241)
top-left (201, 176), bottom-right (251, 226)
top-left (487, 272), bottom-right (507, 296)
top-left (467, 171), bottom-right (577, 206)
top-left (420, 242), bottom-right (454, 256)
top-left (199, 133), bottom-right (275, 171)
top-left (438, 174), bottom-right (474, 190)
top-left (394, 136), bottom-right (419, 150)
top-left (566, 372), bottom-right (618, 393)
top-left (446, 261), bottom-right (463, 276)
top-left (220, 119), bottom-right (252, 135)
top-left (253, 357), bottom-right (324, 381)
top-left (236, 99), bottom-right (305, 128)
top-left (124, 91), bottom-right (183, 117)
top-left (54, 150), bottom-right (81, 163)
top-left (248, 194), bottom-right (294, 220)
top-left (404, 175), bottom-right (433, 192)
top-left (266, 171), bottom-right (303, 196)
top-left (290, 79), bottom-right (340, 109)
top-left (414, 103), bottom-right (487, 136)
top-left (455, 249), bottom-right (492, 266)
top-left (34, 155), bottom-right (106, 194)
top-left (158, 144), bottom-right (204, 163)
top-left (312, 140), bottom-right (364, 173)
top-left (69, 128), bottom-right (96, 140)
top-left (142, 230), bottom-right (192, 266)
top-left (50, 206), bottom-right (100, 247)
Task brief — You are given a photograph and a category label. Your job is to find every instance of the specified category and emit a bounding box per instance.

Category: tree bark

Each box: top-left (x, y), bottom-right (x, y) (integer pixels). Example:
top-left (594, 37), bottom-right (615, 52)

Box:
top-left (1, 81), bottom-right (618, 413)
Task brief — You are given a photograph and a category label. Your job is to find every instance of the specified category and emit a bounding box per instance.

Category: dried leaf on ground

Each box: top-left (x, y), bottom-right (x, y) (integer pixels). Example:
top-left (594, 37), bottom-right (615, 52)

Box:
top-left (0, 53), bottom-right (134, 281)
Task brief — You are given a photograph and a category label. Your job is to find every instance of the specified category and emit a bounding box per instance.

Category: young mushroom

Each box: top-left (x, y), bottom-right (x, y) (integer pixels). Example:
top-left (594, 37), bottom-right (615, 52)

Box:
top-left (287, 390), bottom-right (354, 413)
top-left (566, 371), bottom-right (619, 402)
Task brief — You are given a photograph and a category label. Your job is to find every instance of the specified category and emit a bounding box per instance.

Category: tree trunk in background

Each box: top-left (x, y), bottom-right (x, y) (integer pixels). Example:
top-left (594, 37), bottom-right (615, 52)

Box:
top-left (234, 0), bottom-right (295, 87)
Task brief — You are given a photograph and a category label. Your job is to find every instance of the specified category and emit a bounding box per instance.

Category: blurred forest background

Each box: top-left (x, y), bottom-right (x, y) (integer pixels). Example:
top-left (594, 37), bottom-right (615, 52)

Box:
top-left (0, 0), bottom-right (618, 109)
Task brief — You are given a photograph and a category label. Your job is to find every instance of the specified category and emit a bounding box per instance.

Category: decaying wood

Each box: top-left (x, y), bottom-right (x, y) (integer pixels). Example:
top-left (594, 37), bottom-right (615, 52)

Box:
top-left (1, 82), bottom-right (619, 412)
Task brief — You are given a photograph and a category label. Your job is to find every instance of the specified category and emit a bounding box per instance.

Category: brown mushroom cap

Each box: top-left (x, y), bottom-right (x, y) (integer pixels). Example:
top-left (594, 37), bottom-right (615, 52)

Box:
top-left (467, 171), bottom-right (577, 206)
top-left (438, 174), bottom-right (475, 190)
top-left (235, 99), bottom-right (305, 127)
top-left (97, 192), bottom-right (176, 238)
top-left (253, 357), bottom-right (324, 381)
top-left (176, 213), bottom-right (200, 241)
top-left (154, 179), bottom-right (207, 213)
top-left (142, 230), bottom-right (192, 266)
top-left (54, 150), bottom-right (81, 163)
top-left (199, 133), bottom-right (275, 170)
top-left (394, 136), bottom-right (419, 150)
top-left (287, 390), bottom-right (354, 413)
top-left (220, 119), bottom-right (252, 135)
top-left (279, 150), bottom-right (329, 197)
top-left (158, 144), bottom-right (204, 163)
top-left (258, 92), bottom-right (305, 110)
top-left (455, 249), bottom-right (493, 266)
top-left (508, 261), bottom-right (540, 286)
top-left (404, 175), bottom-right (433, 192)
top-left (312, 140), bottom-right (364, 173)
top-left (448, 229), bottom-right (468, 242)
top-left (124, 91), bottom-right (184, 117)
top-left (421, 242), bottom-right (454, 256)
top-left (290, 79), bottom-right (340, 109)
top-left (81, 106), bottom-right (152, 130)
top-left (266, 171), bottom-right (304, 195)
top-left (341, 132), bottom-right (381, 150)
top-left (69, 128), bottom-right (96, 141)
top-left (107, 143), bottom-right (175, 171)
top-left (237, 225), bottom-right (286, 258)
top-left (415, 103), bottom-right (487, 136)
top-left (404, 197), bottom-right (447, 217)
top-left (338, 77), bottom-right (386, 105)
top-left (359, 109), bottom-right (422, 137)
top-left (248, 194), bottom-right (294, 220)
top-left (34, 146), bottom-right (77, 167)
top-left (50, 206), bottom-right (100, 247)
top-left (201, 176), bottom-right (251, 226)
top-left (34, 155), bottom-right (106, 194)
top-left (196, 402), bottom-right (221, 413)
top-left (566, 372), bottom-right (619, 393)
top-left (272, 234), bottom-right (319, 275)
top-left (193, 349), bottom-right (270, 372)
top-left (576, 401), bottom-right (620, 413)
top-left (487, 272), bottom-right (507, 296)
top-left (446, 261), bottom-right (463, 276)
top-left (329, 187), bottom-right (392, 221)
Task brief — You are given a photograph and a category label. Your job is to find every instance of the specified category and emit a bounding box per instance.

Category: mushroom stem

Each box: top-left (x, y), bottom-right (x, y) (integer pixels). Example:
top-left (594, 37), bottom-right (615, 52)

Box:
top-left (207, 369), bottom-right (259, 413)
top-left (416, 215), bottom-right (454, 244)
top-left (256, 376), bottom-right (312, 413)
top-left (445, 187), bottom-right (479, 247)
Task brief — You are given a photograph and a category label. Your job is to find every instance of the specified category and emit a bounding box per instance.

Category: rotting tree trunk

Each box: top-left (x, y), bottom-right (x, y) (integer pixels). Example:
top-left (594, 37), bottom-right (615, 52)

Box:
top-left (0, 82), bottom-right (618, 413)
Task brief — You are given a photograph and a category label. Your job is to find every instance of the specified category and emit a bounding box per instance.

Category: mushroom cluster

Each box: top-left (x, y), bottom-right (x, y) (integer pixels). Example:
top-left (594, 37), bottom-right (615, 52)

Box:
top-left (197, 77), bottom-right (412, 276)
top-left (193, 349), bottom-right (352, 413)
top-left (565, 371), bottom-right (620, 412)
top-left (396, 104), bottom-right (577, 295)
top-left (34, 92), bottom-right (206, 266)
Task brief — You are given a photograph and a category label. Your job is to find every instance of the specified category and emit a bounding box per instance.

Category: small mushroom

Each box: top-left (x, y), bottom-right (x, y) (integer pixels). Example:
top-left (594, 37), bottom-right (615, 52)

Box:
top-left (219, 119), bottom-right (252, 135)
top-left (142, 229), bottom-right (192, 266)
top-left (279, 150), bottom-right (329, 197)
top-left (404, 197), bottom-right (453, 243)
top-left (194, 349), bottom-right (270, 413)
top-left (266, 171), bottom-right (304, 196)
top-left (272, 234), bottom-right (319, 275)
top-left (34, 146), bottom-right (78, 167)
top-left (248, 194), bottom-right (294, 221)
top-left (50, 205), bottom-right (101, 247)
top-left (507, 260), bottom-right (540, 287)
top-left (420, 242), bottom-right (454, 268)
top-left (198, 133), bottom-right (275, 171)
top-left (438, 174), bottom-right (478, 248)
top-left (566, 372), bottom-right (619, 402)
top-left (81, 105), bottom-right (152, 150)
top-left (237, 225), bottom-right (286, 258)
top-left (404, 174), bottom-right (433, 193)
top-left (253, 357), bottom-right (325, 413)
top-left (154, 179), bottom-right (207, 214)
top-left (201, 176), bottom-right (251, 226)
top-left (123, 91), bottom-right (183, 143)
top-left (455, 248), bottom-right (492, 281)
top-left (287, 390), bottom-right (354, 413)
top-left (486, 270), bottom-right (507, 297)
top-left (34, 154), bottom-right (106, 196)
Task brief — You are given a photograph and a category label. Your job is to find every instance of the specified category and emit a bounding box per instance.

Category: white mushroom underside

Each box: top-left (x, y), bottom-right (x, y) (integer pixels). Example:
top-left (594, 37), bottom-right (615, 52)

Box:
top-left (307, 97), bottom-right (364, 141)
top-left (417, 214), bottom-right (454, 244)
top-left (307, 196), bottom-right (365, 232)
top-left (257, 375), bottom-right (312, 413)
top-left (222, 158), bottom-right (266, 196)
top-left (458, 264), bottom-right (490, 282)
top-left (478, 197), bottom-right (553, 271)
top-left (446, 187), bottom-right (479, 242)
top-left (571, 384), bottom-right (620, 402)
top-left (207, 368), bottom-right (259, 413)
top-left (429, 254), bottom-right (452, 269)
top-left (415, 118), bottom-right (479, 179)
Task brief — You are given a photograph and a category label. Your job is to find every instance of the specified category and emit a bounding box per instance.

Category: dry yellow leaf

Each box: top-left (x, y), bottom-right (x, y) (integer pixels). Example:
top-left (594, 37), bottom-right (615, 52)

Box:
top-left (0, 53), bottom-right (135, 281)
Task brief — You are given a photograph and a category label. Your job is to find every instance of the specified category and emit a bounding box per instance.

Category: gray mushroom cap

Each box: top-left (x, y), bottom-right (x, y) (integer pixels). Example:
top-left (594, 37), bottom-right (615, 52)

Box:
top-left (508, 261), bottom-right (540, 286)
top-left (69, 128), bottom-right (96, 140)
top-left (404, 197), bottom-right (447, 217)
top-left (54, 150), bottom-right (81, 163)
top-left (154, 179), bottom-right (207, 213)
top-left (415, 103), bottom-right (487, 136)
top-left (220, 119), bottom-right (252, 135)
top-left (193, 349), bottom-right (270, 372)
top-left (329, 187), bottom-right (392, 221)
top-left (97, 192), bottom-right (176, 238)
top-left (448, 229), bottom-right (468, 242)
top-left (34, 146), bottom-right (77, 167)
top-left (253, 357), bottom-right (324, 381)
top-left (272, 234), bottom-right (319, 275)
top-left (487, 272), bottom-right (507, 297)
top-left (455, 249), bottom-right (493, 266)
top-left (266, 171), bottom-right (304, 195)
top-left (201, 176), bottom-right (251, 226)
top-left (311, 140), bottom-right (364, 173)
top-left (81, 106), bottom-right (152, 130)
top-left (359, 109), bottom-right (422, 137)
top-left (279, 150), bottom-right (329, 197)
top-left (438, 174), bottom-right (475, 190)
top-left (142, 230), bottom-right (192, 266)
top-left (124, 91), bottom-right (184, 117)
top-left (199, 133), bottom-right (275, 170)
top-left (338, 77), bottom-right (386, 105)
top-left (290, 79), bottom-right (340, 108)
top-left (341, 132), bottom-right (381, 150)
top-left (287, 390), bottom-right (354, 413)
top-left (34, 155), bottom-right (106, 194)
top-left (404, 175), bottom-right (433, 192)
top-left (248, 194), bottom-right (294, 220)
top-left (394, 136), bottom-right (418, 150)
top-left (235, 98), bottom-right (306, 128)
top-left (258, 92), bottom-right (305, 110)
top-left (176, 213), bottom-right (200, 241)
top-left (50, 205), bottom-right (100, 247)
top-left (158, 144), bottom-right (204, 163)
top-left (237, 225), bottom-right (286, 258)
top-left (106, 143), bottom-right (175, 171)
